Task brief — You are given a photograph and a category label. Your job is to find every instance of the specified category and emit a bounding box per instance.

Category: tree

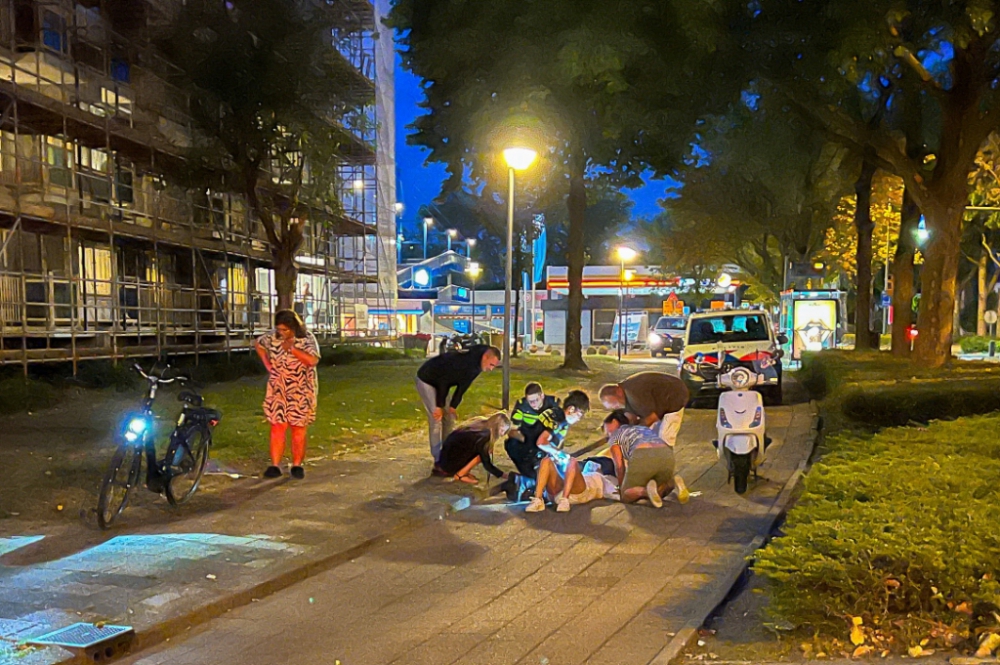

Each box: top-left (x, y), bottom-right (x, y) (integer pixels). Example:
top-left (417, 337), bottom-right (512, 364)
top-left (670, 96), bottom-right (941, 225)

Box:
top-left (733, 0), bottom-right (1000, 366)
top-left (390, 0), bottom-right (734, 369)
top-left (158, 0), bottom-right (367, 310)
top-left (651, 101), bottom-right (852, 306)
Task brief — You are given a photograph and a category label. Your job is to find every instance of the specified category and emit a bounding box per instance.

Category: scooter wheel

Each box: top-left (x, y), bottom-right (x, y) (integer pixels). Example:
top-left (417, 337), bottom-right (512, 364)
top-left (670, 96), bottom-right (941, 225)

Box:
top-left (732, 453), bottom-right (752, 494)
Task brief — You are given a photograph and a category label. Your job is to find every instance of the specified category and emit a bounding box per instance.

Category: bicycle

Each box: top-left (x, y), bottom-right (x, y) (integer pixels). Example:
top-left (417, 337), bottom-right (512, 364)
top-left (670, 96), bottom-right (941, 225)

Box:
top-left (96, 362), bottom-right (221, 529)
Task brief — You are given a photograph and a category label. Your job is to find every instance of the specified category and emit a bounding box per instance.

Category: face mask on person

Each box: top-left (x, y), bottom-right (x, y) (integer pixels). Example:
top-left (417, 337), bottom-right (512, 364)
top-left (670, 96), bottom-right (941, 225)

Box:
top-left (566, 410), bottom-right (583, 426)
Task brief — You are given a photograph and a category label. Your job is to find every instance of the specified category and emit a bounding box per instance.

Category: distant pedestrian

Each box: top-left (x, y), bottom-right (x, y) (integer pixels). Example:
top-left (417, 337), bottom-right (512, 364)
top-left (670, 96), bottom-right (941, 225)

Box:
top-left (599, 371), bottom-right (689, 446)
top-left (436, 412), bottom-right (511, 485)
top-left (415, 344), bottom-right (502, 474)
top-left (506, 382), bottom-right (559, 478)
top-left (255, 310), bottom-right (321, 480)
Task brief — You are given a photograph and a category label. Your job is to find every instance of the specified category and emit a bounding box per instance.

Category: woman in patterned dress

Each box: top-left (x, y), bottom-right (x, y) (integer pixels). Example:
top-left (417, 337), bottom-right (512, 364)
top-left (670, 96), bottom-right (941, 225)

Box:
top-left (255, 310), bottom-right (321, 479)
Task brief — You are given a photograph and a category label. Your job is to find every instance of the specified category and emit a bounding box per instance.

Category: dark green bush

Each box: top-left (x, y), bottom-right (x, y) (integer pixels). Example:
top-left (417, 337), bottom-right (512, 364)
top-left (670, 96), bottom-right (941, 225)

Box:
top-left (0, 377), bottom-right (59, 415)
top-left (840, 378), bottom-right (1000, 427)
top-left (74, 359), bottom-right (143, 391)
top-left (756, 415), bottom-right (1000, 646)
top-left (958, 335), bottom-right (997, 354)
top-left (320, 345), bottom-right (415, 366)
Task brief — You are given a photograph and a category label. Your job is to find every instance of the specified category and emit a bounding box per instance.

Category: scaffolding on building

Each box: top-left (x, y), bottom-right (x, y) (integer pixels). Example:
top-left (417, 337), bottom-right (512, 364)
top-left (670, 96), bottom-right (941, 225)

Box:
top-left (0, 0), bottom-right (396, 373)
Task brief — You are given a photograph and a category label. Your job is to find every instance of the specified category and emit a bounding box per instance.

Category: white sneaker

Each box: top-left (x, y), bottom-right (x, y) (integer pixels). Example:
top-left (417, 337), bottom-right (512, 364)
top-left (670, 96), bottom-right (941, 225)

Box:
top-left (525, 497), bottom-right (545, 513)
top-left (556, 497), bottom-right (571, 512)
top-left (674, 475), bottom-right (690, 504)
top-left (646, 479), bottom-right (663, 508)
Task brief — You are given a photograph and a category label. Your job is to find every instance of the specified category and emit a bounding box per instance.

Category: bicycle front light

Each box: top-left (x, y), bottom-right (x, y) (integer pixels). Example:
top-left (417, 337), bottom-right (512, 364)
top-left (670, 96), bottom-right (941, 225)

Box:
top-left (124, 417), bottom-right (148, 443)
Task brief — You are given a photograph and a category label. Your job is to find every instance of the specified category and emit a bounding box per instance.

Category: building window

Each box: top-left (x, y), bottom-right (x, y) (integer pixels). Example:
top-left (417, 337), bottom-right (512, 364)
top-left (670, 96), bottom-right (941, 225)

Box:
top-left (45, 136), bottom-right (72, 188)
top-left (41, 10), bottom-right (66, 53)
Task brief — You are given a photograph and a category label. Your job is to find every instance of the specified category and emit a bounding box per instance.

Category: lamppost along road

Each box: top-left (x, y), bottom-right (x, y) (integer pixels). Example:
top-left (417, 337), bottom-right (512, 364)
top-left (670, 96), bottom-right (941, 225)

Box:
top-left (501, 147), bottom-right (537, 410)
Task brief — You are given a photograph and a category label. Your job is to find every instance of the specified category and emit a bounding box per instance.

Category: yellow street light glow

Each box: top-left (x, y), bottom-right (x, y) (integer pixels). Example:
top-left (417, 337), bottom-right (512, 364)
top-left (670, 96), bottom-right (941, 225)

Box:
top-left (467, 261), bottom-right (482, 277)
top-left (467, 238), bottom-right (476, 247)
top-left (623, 269), bottom-right (636, 283)
top-left (352, 179), bottom-right (365, 191)
top-left (503, 147), bottom-right (538, 171)
top-left (717, 273), bottom-right (732, 288)
top-left (423, 216), bottom-right (434, 227)
top-left (616, 246), bottom-right (638, 262)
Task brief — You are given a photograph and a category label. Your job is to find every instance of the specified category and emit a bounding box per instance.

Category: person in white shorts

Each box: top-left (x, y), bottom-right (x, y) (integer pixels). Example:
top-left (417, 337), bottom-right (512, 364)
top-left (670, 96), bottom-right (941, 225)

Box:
top-left (524, 455), bottom-right (617, 513)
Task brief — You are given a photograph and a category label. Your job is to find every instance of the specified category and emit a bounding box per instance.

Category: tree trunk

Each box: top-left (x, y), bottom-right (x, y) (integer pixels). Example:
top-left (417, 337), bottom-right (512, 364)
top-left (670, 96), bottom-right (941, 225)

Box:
top-left (853, 159), bottom-right (878, 350)
top-left (561, 158), bottom-right (588, 370)
top-left (913, 194), bottom-right (966, 367)
top-left (273, 243), bottom-right (297, 313)
top-left (891, 190), bottom-right (919, 357)
top-left (977, 251), bottom-right (988, 336)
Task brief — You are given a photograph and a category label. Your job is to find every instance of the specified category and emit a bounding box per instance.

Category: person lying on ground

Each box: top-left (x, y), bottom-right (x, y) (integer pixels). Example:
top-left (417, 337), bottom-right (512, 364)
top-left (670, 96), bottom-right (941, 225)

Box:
top-left (435, 412), bottom-right (511, 485)
top-left (415, 344), bottom-right (502, 476)
top-left (505, 382), bottom-right (560, 478)
top-left (599, 371), bottom-right (689, 446)
top-left (522, 455), bottom-right (605, 512)
top-left (603, 410), bottom-right (689, 508)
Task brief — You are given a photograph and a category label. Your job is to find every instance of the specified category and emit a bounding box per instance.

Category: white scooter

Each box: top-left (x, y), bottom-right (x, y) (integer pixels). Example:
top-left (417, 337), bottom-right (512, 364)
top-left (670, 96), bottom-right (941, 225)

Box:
top-left (713, 366), bottom-right (772, 494)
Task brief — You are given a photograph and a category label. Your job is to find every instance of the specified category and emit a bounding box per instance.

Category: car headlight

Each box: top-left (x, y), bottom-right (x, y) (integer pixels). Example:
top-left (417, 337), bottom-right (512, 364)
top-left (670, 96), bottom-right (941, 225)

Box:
top-left (648, 333), bottom-right (662, 344)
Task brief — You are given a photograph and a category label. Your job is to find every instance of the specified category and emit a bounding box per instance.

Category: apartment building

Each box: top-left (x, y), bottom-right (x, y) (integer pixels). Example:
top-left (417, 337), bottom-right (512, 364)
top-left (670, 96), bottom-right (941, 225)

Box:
top-left (0, 0), bottom-right (397, 371)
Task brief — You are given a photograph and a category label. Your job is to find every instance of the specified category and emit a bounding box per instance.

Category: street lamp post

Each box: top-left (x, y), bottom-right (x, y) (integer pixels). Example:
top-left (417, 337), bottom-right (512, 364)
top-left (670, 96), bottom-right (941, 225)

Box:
top-left (423, 217), bottom-right (433, 259)
top-left (467, 261), bottom-right (481, 335)
top-left (616, 246), bottom-right (637, 362)
top-left (502, 147), bottom-right (538, 410)
top-left (466, 237), bottom-right (476, 258)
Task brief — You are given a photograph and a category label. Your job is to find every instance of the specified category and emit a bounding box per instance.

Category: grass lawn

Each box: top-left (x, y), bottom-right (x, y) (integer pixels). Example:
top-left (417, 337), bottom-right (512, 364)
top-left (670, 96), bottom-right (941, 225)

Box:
top-left (205, 354), bottom-right (628, 466)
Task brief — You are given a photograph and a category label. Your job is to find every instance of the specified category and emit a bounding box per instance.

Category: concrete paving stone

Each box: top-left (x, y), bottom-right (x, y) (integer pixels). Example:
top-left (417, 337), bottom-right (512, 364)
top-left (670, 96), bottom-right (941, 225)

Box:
top-left (387, 631), bottom-right (493, 665)
top-left (451, 635), bottom-right (536, 665)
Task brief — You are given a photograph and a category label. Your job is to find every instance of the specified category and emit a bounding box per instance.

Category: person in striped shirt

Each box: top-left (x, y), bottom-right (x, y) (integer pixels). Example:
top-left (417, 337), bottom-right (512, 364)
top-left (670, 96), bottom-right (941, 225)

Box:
top-left (603, 410), bottom-right (689, 508)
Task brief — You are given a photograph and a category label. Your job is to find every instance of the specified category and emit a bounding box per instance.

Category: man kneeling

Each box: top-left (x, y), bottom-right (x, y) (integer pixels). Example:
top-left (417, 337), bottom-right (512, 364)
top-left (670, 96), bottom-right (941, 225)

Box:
top-left (524, 455), bottom-right (614, 513)
top-left (604, 410), bottom-right (689, 508)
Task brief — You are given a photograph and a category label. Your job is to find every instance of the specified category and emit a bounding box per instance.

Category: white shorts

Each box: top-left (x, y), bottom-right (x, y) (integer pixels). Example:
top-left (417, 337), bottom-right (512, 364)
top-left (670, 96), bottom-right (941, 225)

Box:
top-left (569, 472), bottom-right (606, 504)
top-left (655, 409), bottom-right (685, 447)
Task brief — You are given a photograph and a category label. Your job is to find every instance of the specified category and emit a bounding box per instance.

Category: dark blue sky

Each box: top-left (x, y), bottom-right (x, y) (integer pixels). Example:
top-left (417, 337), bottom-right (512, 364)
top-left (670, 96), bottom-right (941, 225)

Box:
top-left (393, 57), bottom-right (676, 235)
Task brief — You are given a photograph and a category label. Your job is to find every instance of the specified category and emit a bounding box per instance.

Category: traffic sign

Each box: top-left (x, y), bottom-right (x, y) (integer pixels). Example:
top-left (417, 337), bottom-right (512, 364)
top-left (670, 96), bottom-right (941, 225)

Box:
top-left (881, 293), bottom-right (891, 307)
top-left (985, 311), bottom-right (998, 325)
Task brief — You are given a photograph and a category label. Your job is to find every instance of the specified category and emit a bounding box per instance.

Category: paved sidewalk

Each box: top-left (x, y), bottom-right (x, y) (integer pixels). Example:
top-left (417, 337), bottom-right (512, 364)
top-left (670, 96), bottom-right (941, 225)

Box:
top-left (114, 400), bottom-right (816, 665)
top-left (1, 382), bottom-right (816, 665)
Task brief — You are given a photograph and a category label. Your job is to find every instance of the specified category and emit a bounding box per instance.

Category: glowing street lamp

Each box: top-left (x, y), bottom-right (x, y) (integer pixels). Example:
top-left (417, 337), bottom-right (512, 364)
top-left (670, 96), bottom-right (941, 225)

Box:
top-left (466, 237), bottom-right (476, 258)
top-left (501, 146), bottom-right (538, 409)
top-left (616, 246), bottom-right (638, 362)
top-left (447, 228), bottom-right (457, 252)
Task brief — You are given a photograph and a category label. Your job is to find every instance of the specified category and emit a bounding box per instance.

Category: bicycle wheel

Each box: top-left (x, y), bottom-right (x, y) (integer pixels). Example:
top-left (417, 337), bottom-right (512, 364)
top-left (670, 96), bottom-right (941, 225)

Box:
top-left (97, 440), bottom-right (143, 529)
top-left (164, 426), bottom-right (210, 506)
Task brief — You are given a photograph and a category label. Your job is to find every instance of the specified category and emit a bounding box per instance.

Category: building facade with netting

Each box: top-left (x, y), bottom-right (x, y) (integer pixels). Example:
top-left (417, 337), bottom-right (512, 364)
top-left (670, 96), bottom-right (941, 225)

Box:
top-left (0, 0), bottom-right (397, 372)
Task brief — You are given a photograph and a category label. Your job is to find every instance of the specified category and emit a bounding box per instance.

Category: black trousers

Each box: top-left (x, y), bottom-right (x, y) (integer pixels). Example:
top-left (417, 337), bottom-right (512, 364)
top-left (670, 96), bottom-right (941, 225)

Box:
top-left (504, 437), bottom-right (542, 479)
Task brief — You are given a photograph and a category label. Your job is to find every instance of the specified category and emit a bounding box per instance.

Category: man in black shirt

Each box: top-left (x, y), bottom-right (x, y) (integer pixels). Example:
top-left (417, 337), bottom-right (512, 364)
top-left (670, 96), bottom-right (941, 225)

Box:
top-left (415, 344), bottom-right (501, 472)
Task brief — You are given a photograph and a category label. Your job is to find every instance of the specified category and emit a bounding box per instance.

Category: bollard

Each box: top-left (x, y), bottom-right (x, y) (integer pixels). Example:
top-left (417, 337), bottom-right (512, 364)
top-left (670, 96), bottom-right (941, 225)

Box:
top-left (990, 340), bottom-right (996, 358)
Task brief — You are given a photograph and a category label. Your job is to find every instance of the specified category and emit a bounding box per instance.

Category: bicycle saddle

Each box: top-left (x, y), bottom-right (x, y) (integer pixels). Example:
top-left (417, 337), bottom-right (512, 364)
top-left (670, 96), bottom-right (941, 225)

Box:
top-left (178, 390), bottom-right (204, 407)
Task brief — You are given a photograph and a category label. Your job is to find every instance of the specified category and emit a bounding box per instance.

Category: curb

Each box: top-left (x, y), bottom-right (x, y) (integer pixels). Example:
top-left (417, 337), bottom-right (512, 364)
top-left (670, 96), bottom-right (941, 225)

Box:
top-left (647, 402), bottom-right (821, 665)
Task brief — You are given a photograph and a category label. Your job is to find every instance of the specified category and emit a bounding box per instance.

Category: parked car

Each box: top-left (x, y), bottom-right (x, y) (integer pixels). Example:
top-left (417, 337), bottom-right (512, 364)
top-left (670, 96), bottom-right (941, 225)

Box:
top-left (679, 310), bottom-right (787, 405)
top-left (648, 316), bottom-right (687, 356)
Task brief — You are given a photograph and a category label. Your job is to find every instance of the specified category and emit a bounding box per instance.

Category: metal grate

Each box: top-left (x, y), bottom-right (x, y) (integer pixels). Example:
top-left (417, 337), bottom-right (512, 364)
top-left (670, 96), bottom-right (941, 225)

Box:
top-left (27, 623), bottom-right (134, 649)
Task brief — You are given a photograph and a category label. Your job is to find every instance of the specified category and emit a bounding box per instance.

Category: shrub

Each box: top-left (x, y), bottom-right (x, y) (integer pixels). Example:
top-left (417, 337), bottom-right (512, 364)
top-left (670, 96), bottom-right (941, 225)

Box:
top-left (529, 345), bottom-right (539, 353)
top-left (74, 360), bottom-right (144, 391)
top-left (321, 345), bottom-right (413, 366)
top-left (586, 347), bottom-right (597, 355)
top-left (597, 346), bottom-right (609, 355)
top-left (958, 335), bottom-right (997, 354)
top-left (0, 377), bottom-right (59, 415)
top-left (551, 349), bottom-right (562, 357)
top-left (755, 415), bottom-right (1000, 648)
top-left (544, 345), bottom-right (553, 353)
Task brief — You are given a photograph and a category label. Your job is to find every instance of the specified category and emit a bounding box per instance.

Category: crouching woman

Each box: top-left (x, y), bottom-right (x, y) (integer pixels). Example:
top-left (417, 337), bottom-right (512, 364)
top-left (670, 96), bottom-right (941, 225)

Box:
top-left (436, 412), bottom-right (511, 485)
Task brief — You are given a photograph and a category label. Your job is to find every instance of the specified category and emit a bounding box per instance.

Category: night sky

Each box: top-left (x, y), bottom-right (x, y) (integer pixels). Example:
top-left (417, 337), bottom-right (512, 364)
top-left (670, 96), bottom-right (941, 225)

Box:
top-left (393, 56), bottom-right (678, 239)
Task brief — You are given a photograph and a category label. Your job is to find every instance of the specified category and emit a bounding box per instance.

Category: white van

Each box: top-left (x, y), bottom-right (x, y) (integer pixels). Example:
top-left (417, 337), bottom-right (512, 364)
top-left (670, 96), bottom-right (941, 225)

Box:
top-left (679, 310), bottom-right (785, 405)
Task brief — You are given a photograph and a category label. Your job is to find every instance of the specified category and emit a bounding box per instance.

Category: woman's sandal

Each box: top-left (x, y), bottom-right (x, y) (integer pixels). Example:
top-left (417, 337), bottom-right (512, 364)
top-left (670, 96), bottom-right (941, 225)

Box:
top-left (454, 473), bottom-right (479, 485)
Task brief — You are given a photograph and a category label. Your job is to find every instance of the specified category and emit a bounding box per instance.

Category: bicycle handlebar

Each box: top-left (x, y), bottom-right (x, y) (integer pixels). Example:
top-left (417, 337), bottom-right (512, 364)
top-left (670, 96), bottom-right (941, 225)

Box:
top-left (131, 363), bottom-right (189, 385)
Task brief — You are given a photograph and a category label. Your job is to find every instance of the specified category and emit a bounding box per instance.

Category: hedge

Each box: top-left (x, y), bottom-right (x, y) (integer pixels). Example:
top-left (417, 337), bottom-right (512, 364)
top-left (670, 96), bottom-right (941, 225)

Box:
top-left (755, 415), bottom-right (1000, 650)
top-left (958, 336), bottom-right (999, 354)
